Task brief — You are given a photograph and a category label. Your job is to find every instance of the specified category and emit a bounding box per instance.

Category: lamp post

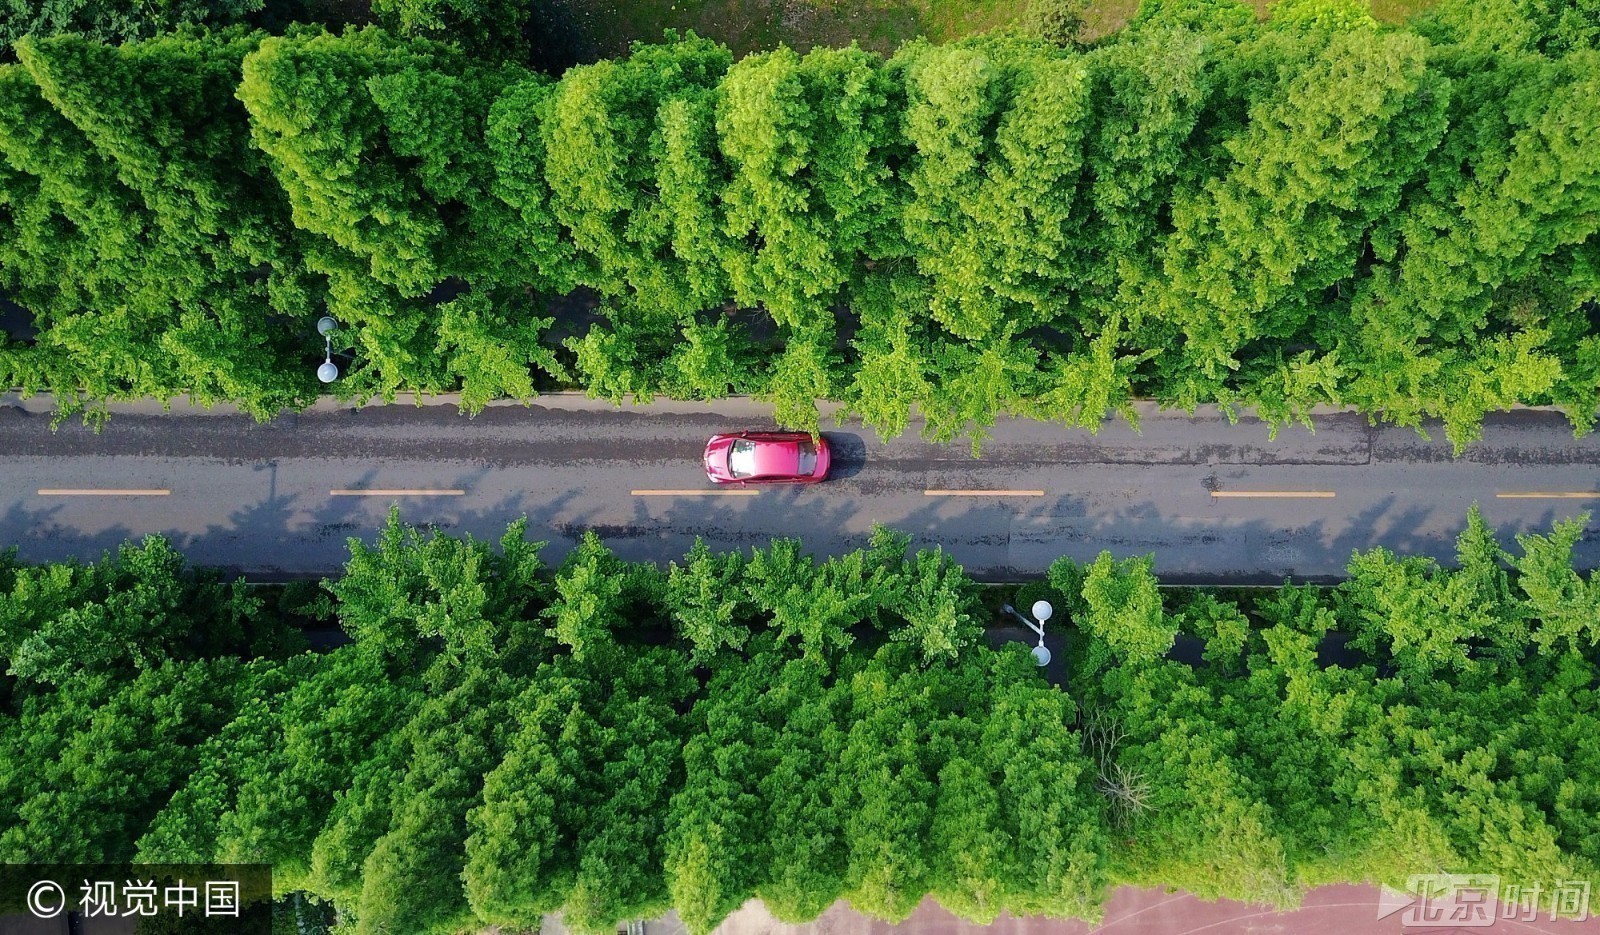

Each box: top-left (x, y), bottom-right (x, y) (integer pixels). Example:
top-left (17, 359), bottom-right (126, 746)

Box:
top-left (1001, 599), bottom-right (1052, 666)
top-left (316, 316), bottom-right (340, 383)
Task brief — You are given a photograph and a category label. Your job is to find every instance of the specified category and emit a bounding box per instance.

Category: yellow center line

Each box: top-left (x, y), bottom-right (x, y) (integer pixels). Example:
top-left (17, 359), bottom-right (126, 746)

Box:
top-left (1211, 490), bottom-right (1336, 499)
top-left (38, 488), bottom-right (170, 496)
top-left (330, 489), bottom-right (465, 496)
top-left (1496, 492), bottom-right (1600, 499)
top-left (632, 489), bottom-right (760, 497)
top-left (924, 489), bottom-right (1046, 497)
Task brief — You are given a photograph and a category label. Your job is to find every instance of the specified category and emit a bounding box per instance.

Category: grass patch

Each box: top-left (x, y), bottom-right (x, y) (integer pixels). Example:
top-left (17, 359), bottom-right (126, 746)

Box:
top-left (1366, 0), bottom-right (1440, 24)
top-left (565, 0), bottom-right (1026, 58)
top-left (565, 0), bottom-right (1442, 59)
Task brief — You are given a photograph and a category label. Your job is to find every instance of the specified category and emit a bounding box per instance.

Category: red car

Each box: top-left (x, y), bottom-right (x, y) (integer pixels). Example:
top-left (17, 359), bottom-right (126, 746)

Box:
top-left (704, 431), bottom-right (831, 485)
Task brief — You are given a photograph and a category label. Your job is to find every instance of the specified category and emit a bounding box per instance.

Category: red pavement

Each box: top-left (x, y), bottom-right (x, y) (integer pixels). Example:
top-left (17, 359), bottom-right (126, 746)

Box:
top-left (694, 885), bottom-right (1600, 935)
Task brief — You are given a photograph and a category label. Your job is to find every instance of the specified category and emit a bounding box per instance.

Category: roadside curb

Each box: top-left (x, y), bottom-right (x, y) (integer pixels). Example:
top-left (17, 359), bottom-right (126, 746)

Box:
top-left (3, 389), bottom-right (1575, 425)
top-left (0, 389), bottom-right (832, 419)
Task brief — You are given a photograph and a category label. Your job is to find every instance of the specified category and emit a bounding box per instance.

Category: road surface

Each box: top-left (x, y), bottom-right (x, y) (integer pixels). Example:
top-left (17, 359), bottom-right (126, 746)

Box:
top-left (1, 394), bottom-right (1597, 579)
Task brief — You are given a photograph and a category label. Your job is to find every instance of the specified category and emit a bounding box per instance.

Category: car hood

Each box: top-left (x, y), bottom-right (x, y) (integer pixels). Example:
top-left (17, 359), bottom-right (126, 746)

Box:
top-left (703, 437), bottom-right (735, 480)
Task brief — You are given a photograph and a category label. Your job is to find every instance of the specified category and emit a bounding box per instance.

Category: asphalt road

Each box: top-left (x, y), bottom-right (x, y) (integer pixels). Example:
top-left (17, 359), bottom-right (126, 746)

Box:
top-left (1, 394), bottom-right (1598, 581)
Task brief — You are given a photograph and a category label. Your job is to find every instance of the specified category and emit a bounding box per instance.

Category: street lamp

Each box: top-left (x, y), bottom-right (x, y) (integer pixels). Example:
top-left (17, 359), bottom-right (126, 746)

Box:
top-left (1002, 599), bottom-right (1053, 666)
top-left (316, 316), bottom-right (340, 383)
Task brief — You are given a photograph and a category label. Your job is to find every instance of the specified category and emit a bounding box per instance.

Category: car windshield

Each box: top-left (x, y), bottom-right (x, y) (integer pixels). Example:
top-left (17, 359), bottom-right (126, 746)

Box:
top-left (728, 439), bottom-right (759, 478)
top-left (797, 441), bottom-right (817, 474)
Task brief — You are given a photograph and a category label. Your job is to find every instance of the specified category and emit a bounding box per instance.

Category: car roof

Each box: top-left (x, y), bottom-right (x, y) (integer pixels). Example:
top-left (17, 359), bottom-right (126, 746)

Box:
top-left (732, 437), bottom-right (801, 477)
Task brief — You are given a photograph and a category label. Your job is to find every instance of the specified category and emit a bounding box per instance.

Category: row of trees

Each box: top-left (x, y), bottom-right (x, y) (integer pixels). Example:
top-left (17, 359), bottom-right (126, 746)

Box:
top-left (0, 0), bottom-right (1596, 448)
top-left (0, 0), bottom-right (550, 61)
top-left (1, 508), bottom-right (1597, 931)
